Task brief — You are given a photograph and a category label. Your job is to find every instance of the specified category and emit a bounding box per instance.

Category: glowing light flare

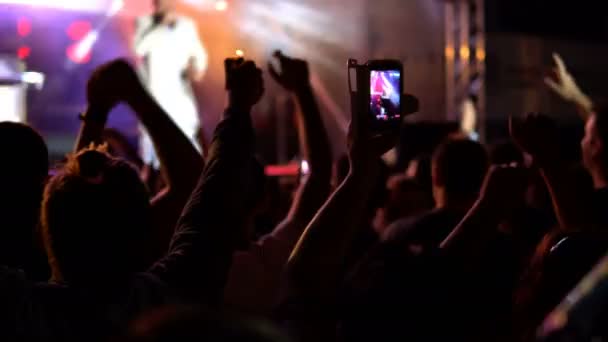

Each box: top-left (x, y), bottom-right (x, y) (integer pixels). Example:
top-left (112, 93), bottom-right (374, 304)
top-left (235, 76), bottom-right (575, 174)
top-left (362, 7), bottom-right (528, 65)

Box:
top-left (66, 34), bottom-right (95, 65)
top-left (66, 21), bottom-right (92, 41)
top-left (17, 17), bottom-right (32, 37)
top-left (0, 0), bottom-right (138, 14)
top-left (459, 46), bottom-right (471, 60)
top-left (215, 0), bottom-right (228, 11)
top-left (444, 46), bottom-right (455, 60)
top-left (75, 31), bottom-right (99, 61)
top-left (265, 163), bottom-right (300, 177)
top-left (300, 160), bottom-right (310, 175)
top-left (66, 44), bottom-right (91, 64)
top-left (17, 46), bottom-right (31, 60)
top-left (21, 71), bottom-right (45, 87)
top-left (108, 0), bottom-right (124, 16)
top-left (235, 49), bottom-right (244, 57)
top-left (475, 49), bottom-right (486, 61)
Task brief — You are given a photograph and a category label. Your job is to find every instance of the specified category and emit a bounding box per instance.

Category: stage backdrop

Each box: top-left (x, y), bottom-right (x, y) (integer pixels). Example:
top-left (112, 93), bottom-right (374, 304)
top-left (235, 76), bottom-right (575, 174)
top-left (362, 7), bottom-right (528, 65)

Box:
top-left (0, 0), bottom-right (451, 161)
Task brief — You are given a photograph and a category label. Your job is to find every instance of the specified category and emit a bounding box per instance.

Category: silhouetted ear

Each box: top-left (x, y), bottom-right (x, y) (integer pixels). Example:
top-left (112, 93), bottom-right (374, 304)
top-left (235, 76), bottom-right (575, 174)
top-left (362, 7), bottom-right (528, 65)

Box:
top-left (402, 94), bottom-right (419, 116)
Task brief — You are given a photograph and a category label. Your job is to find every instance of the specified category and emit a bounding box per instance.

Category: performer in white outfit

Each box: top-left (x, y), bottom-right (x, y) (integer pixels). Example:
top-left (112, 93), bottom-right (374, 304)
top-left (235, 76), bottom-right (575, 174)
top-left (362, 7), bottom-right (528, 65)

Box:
top-left (134, 0), bottom-right (208, 167)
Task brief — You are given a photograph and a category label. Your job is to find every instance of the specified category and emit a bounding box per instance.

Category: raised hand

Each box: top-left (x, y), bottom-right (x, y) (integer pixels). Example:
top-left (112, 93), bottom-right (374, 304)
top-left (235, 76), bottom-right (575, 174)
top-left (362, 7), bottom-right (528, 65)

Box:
top-left (544, 53), bottom-right (592, 113)
top-left (268, 50), bottom-right (310, 92)
top-left (86, 59), bottom-right (143, 113)
top-left (225, 58), bottom-right (264, 111)
top-left (510, 113), bottom-right (560, 165)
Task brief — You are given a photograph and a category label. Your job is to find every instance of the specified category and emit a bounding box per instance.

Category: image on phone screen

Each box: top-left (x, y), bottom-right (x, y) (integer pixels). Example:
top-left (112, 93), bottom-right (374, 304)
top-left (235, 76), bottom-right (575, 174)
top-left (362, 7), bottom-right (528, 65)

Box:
top-left (369, 70), bottom-right (401, 122)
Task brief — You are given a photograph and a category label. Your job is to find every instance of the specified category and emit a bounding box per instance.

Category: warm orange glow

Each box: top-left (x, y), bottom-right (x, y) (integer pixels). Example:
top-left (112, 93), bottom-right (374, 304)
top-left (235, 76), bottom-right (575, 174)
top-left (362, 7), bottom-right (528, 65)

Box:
top-left (476, 49), bottom-right (486, 61)
top-left (215, 0), bottom-right (228, 11)
top-left (445, 46), bottom-right (455, 59)
top-left (235, 49), bottom-right (244, 57)
top-left (459, 46), bottom-right (470, 60)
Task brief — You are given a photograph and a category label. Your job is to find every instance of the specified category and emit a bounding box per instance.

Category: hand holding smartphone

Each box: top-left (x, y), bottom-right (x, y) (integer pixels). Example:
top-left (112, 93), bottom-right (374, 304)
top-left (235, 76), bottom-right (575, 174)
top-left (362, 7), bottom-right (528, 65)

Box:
top-left (349, 59), bottom-right (404, 133)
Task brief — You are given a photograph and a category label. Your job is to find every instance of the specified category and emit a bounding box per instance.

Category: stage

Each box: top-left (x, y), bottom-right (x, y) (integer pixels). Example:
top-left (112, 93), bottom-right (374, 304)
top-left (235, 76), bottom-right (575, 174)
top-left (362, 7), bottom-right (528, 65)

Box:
top-left (0, 0), bottom-right (480, 164)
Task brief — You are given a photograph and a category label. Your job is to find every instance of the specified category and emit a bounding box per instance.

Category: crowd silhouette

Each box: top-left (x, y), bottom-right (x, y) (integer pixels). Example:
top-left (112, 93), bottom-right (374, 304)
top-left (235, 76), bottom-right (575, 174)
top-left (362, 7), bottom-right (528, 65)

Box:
top-left (0, 43), bottom-right (607, 341)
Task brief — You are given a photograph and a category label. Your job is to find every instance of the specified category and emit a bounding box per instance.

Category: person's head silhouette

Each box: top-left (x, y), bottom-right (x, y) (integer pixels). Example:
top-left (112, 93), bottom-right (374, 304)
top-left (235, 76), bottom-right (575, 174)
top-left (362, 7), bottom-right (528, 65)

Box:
top-left (0, 122), bottom-right (49, 278)
top-left (42, 145), bottom-right (151, 285)
top-left (431, 137), bottom-right (488, 209)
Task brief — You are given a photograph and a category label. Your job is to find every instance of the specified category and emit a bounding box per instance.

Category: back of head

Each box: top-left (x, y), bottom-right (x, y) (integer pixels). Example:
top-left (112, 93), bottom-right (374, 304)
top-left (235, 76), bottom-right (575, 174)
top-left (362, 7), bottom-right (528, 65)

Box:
top-left (383, 175), bottom-right (434, 225)
top-left (0, 121), bottom-right (48, 199)
top-left (0, 122), bottom-right (49, 276)
top-left (42, 146), bottom-right (151, 284)
top-left (432, 137), bottom-right (488, 201)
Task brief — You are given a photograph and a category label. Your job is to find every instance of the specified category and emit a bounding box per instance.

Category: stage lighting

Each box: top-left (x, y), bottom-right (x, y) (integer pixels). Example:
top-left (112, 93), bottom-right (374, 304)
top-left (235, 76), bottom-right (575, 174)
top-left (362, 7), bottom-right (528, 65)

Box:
top-left (17, 46), bottom-right (31, 60)
top-left (21, 71), bottom-right (45, 89)
top-left (108, 0), bottom-right (124, 16)
top-left (215, 0), bottom-right (228, 12)
top-left (459, 46), bottom-right (470, 60)
top-left (66, 21), bottom-right (92, 41)
top-left (66, 40), bottom-right (93, 64)
top-left (17, 17), bottom-right (32, 37)
top-left (300, 160), bottom-right (310, 175)
top-left (235, 49), bottom-right (244, 57)
top-left (445, 46), bottom-right (455, 60)
top-left (75, 31), bottom-right (99, 59)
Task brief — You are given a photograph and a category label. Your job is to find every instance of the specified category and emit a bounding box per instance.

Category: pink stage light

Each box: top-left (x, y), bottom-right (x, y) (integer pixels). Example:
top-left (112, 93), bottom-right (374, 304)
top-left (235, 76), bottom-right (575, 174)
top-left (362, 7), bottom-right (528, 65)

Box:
top-left (17, 16), bottom-right (32, 37)
top-left (66, 42), bottom-right (91, 64)
top-left (0, 0), bottom-right (148, 16)
top-left (66, 21), bottom-right (92, 41)
top-left (17, 46), bottom-right (31, 60)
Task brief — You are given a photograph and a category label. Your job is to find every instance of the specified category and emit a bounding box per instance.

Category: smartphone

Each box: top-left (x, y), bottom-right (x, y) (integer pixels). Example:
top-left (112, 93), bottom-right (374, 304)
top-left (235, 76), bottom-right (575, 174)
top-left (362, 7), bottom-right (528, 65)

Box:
top-left (367, 60), bottom-right (403, 130)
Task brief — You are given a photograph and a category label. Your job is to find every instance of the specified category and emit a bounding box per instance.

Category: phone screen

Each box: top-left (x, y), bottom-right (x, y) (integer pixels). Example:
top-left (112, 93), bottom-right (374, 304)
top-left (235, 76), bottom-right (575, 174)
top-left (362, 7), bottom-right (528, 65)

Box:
top-left (369, 69), bottom-right (401, 122)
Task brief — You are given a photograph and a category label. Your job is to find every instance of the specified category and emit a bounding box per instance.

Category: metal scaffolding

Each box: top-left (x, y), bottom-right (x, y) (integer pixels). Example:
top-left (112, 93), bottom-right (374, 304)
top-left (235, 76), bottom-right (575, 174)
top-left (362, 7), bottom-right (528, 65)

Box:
top-left (444, 0), bottom-right (485, 140)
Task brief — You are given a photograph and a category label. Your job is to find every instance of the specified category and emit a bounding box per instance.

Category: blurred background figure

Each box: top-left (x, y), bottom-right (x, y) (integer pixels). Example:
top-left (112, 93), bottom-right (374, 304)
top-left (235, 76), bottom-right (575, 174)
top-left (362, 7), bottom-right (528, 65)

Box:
top-left (134, 0), bottom-right (208, 168)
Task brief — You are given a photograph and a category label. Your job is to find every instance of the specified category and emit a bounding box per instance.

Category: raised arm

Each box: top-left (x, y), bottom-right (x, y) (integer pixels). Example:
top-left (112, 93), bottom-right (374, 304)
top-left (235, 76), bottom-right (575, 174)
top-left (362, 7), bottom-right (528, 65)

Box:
top-left (441, 164), bottom-right (528, 261)
top-left (545, 53), bottom-right (593, 122)
top-left (151, 58), bottom-right (264, 306)
top-left (279, 65), bottom-right (414, 337)
top-left (268, 51), bottom-right (332, 241)
top-left (78, 61), bottom-right (204, 254)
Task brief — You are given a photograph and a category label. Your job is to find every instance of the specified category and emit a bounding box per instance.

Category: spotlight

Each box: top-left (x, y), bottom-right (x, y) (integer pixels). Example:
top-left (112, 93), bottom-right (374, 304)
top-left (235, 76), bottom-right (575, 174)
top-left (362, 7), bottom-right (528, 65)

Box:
top-left (215, 0), bottom-right (228, 12)
top-left (235, 49), bottom-right (244, 57)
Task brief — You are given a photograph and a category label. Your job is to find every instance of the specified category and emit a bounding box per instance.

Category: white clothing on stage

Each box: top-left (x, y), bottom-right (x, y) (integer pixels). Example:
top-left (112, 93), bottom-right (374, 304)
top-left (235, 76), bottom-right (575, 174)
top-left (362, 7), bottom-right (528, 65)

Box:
top-left (134, 15), bottom-right (207, 167)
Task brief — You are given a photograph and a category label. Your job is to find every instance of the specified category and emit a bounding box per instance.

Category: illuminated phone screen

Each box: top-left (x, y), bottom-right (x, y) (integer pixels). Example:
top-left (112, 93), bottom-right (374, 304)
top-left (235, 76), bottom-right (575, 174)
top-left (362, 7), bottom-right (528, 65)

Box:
top-left (369, 70), bottom-right (401, 122)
